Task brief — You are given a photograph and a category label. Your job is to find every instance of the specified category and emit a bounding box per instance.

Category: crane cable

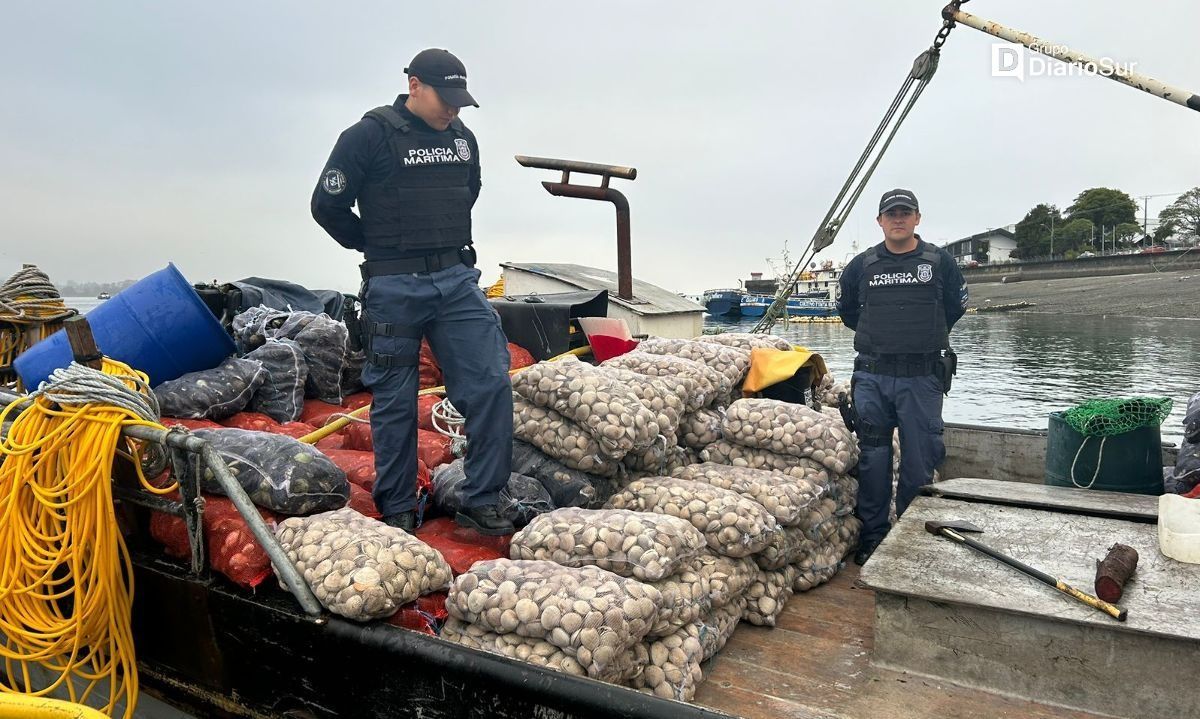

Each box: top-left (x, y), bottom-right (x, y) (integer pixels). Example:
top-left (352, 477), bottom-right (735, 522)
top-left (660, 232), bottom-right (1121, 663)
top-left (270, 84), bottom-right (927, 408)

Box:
top-left (753, 0), bottom-right (969, 333)
top-left (0, 358), bottom-right (172, 718)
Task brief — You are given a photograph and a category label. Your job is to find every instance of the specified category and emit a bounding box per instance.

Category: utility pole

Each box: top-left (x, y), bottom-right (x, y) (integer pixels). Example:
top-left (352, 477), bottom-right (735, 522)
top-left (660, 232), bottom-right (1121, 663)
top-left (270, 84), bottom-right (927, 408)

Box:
top-left (1142, 195), bottom-right (1151, 237)
top-left (1050, 215), bottom-right (1055, 258)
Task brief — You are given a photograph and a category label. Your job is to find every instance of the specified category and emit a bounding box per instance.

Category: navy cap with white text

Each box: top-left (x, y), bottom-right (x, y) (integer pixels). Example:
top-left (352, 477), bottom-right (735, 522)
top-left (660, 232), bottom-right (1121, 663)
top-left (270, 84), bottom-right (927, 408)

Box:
top-left (404, 48), bottom-right (479, 108)
top-left (878, 189), bottom-right (919, 214)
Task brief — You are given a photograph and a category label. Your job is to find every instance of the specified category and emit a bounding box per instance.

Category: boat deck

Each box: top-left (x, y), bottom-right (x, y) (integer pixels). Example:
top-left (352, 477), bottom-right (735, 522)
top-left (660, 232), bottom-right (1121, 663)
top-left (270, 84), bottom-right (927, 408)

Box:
top-left (695, 564), bottom-right (1104, 719)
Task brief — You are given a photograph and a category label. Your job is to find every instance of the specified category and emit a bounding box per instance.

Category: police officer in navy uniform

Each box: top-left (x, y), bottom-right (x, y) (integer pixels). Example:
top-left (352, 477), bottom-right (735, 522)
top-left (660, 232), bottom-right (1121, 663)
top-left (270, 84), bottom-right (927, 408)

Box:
top-left (311, 49), bottom-right (514, 536)
top-left (837, 189), bottom-right (967, 564)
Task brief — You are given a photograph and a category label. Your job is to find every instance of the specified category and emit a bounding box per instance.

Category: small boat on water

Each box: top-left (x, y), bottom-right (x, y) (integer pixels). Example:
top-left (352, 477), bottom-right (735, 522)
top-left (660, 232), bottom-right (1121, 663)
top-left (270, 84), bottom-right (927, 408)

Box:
top-left (738, 293), bottom-right (838, 318)
top-left (96, 292), bottom-right (111, 300)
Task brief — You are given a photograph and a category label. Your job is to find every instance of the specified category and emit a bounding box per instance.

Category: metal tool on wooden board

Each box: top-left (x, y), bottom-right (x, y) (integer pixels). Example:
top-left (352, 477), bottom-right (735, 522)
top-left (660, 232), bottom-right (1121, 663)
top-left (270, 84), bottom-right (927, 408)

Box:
top-left (924, 519), bottom-right (1128, 622)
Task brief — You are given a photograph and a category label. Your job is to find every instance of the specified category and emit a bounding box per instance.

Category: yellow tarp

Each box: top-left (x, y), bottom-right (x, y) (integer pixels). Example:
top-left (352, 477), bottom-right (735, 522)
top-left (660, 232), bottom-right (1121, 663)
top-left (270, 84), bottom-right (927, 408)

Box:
top-left (742, 346), bottom-right (828, 395)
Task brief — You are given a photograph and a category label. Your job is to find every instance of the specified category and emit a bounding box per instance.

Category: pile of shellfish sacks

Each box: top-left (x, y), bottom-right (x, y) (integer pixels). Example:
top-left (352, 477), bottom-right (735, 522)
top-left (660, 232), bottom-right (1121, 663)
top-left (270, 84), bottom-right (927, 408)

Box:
top-left (439, 333), bottom-right (862, 702)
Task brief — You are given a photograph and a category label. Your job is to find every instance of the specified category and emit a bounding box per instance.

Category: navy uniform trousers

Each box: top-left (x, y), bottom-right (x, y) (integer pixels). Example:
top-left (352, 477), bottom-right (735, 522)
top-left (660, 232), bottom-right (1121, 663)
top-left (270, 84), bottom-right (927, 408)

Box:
top-left (851, 368), bottom-right (946, 546)
top-left (360, 263), bottom-right (512, 517)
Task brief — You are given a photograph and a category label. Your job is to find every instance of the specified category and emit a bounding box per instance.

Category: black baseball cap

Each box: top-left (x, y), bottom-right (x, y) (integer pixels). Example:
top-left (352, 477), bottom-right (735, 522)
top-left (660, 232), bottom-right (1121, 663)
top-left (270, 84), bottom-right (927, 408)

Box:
top-left (404, 48), bottom-right (479, 108)
top-left (879, 188), bottom-right (919, 214)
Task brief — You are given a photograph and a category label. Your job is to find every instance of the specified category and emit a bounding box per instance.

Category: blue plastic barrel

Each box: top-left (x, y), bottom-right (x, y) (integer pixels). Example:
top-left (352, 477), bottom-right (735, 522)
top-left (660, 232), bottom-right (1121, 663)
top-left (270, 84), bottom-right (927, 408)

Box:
top-left (15, 264), bottom-right (234, 388)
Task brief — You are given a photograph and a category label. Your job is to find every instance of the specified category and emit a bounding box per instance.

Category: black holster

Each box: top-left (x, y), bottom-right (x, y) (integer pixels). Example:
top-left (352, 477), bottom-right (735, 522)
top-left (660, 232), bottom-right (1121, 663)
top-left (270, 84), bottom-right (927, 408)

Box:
top-left (934, 349), bottom-right (957, 395)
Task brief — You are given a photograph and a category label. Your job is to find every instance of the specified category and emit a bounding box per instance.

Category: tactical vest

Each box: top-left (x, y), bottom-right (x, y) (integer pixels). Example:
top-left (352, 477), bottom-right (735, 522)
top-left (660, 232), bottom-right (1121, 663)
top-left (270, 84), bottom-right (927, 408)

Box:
top-left (854, 242), bottom-right (949, 354)
top-left (357, 104), bottom-right (478, 253)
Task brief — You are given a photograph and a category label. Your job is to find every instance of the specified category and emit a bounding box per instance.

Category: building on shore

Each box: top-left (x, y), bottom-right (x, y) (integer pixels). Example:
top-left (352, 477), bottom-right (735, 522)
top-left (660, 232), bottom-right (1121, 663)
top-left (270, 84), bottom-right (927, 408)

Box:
top-left (943, 228), bottom-right (1017, 265)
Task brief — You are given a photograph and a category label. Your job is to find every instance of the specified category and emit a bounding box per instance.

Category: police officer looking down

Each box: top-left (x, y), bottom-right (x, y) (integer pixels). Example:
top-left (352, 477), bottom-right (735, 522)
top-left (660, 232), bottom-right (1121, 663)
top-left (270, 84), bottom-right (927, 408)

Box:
top-left (837, 189), bottom-right (967, 565)
top-left (311, 49), bottom-right (514, 536)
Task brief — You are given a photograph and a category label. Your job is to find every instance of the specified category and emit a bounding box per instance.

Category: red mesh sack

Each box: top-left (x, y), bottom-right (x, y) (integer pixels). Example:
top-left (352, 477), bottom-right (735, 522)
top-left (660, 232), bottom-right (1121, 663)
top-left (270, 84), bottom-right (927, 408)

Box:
top-left (320, 449), bottom-right (377, 491)
top-left (386, 591), bottom-right (448, 635)
top-left (419, 339), bottom-right (442, 390)
top-left (270, 421), bottom-right (319, 439)
top-left (344, 418), bottom-right (373, 452)
top-left (417, 394), bottom-right (440, 432)
top-left (300, 399), bottom-right (344, 428)
top-left (315, 433), bottom-right (347, 451)
top-left (415, 517), bottom-right (510, 575)
top-left (508, 343), bottom-right (535, 371)
top-left (163, 418), bottom-right (222, 432)
top-left (220, 412), bottom-right (279, 433)
top-left (347, 483), bottom-right (381, 518)
top-left (149, 494), bottom-right (278, 589)
top-left (418, 429), bottom-right (453, 469)
top-left (341, 391), bottom-right (373, 411)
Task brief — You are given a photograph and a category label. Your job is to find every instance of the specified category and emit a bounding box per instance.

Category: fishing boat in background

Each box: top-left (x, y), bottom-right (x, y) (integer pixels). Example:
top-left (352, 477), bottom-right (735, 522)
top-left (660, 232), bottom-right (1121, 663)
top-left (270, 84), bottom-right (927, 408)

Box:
top-left (701, 288), bottom-right (744, 317)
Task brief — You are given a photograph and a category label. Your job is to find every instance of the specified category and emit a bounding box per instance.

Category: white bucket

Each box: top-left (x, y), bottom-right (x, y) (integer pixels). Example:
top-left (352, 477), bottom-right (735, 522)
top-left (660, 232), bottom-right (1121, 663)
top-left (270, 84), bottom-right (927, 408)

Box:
top-left (1158, 494), bottom-right (1200, 564)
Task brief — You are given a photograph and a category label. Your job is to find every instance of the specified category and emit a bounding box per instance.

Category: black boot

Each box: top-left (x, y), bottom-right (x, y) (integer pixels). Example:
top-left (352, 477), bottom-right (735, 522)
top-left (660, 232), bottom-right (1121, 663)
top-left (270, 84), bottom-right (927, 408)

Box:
top-left (382, 511), bottom-right (417, 533)
top-left (456, 504), bottom-right (515, 536)
top-left (854, 537), bottom-right (881, 566)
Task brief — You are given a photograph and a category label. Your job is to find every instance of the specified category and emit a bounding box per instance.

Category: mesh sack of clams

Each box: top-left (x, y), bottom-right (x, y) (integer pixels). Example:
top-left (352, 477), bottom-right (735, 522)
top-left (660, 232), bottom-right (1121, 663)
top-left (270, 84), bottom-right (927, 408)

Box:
top-left (440, 617), bottom-right (637, 684)
top-left (509, 508), bottom-right (706, 583)
top-left (814, 372), bottom-right (851, 408)
top-left (671, 462), bottom-right (823, 528)
top-left (636, 337), bottom-right (750, 395)
top-left (601, 352), bottom-right (723, 412)
top-left (605, 477), bottom-right (782, 558)
top-left (753, 526), bottom-right (817, 571)
top-left (679, 408), bottom-right (724, 450)
top-left (742, 565), bottom-right (798, 627)
top-left (447, 559), bottom-right (662, 679)
top-left (273, 508), bottom-right (452, 621)
top-left (694, 553), bottom-right (757, 608)
top-left (692, 595), bottom-right (745, 661)
top-left (622, 436), bottom-right (675, 475)
top-left (512, 395), bottom-right (625, 478)
top-left (511, 360), bottom-right (660, 458)
top-left (693, 332), bottom-right (794, 353)
top-left (583, 360), bottom-right (689, 445)
top-left (791, 515), bottom-right (857, 592)
top-left (628, 625), bottom-right (706, 702)
top-left (700, 440), bottom-right (832, 489)
top-left (830, 474), bottom-right (859, 515)
top-left (511, 439), bottom-right (598, 509)
top-left (722, 399), bottom-right (860, 474)
top-left (800, 496), bottom-right (840, 543)
top-left (646, 560), bottom-right (713, 637)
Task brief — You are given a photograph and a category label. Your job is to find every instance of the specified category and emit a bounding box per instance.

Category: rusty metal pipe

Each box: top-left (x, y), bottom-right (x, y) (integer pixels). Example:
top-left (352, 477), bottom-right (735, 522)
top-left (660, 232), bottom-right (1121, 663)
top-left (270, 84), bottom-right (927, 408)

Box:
top-left (540, 181), bottom-right (633, 300)
top-left (515, 155), bottom-right (637, 180)
top-left (951, 7), bottom-right (1200, 113)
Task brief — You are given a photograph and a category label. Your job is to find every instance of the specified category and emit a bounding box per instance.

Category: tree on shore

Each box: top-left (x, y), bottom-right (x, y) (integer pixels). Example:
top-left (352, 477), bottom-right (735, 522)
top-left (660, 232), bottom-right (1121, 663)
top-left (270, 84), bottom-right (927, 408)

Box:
top-left (1057, 218), bottom-right (1095, 253)
top-left (1157, 187), bottom-right (1200, 245)
top-left (1013, 203), bottom-right (1063, 259)
top-left (1066, 188), bottom-right (1138, 238)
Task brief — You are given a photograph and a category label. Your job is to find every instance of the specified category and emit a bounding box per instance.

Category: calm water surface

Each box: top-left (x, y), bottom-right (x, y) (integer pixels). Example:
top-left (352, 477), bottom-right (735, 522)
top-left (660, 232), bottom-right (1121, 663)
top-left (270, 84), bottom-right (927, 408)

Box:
top-left (73, 298), bottom-right (1197, 443)
top-left (706, 313), bottom-right (1200, 444)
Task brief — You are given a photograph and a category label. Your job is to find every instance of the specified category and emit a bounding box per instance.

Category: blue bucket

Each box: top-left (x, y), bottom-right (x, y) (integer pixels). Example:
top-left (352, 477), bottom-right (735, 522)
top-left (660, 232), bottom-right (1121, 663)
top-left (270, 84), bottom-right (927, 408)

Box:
top-left (15, 263), bottom-right (235, 388)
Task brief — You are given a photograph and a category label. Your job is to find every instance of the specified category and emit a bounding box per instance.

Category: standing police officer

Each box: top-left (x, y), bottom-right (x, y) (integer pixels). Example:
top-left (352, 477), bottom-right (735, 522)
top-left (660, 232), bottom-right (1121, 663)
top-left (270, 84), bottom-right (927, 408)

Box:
top-left (837, 189), bottom-right (967, 564)
top-left (311, 49), bottom-right (514, 536)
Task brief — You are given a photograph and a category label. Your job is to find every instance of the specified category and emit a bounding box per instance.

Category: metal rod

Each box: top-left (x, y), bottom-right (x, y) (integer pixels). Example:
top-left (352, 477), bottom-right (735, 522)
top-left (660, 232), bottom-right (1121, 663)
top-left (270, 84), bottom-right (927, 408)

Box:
top-left (937, 527), bottom-right (1127, 621)
top-left (123, 424), bottom-right (326, 618)
top-left (951, 7), bottom-right (1200, 113)
top-left (0, 389), bottom-right (323, 615)
top-left (540, 181), bottom-right (633, 300)
top-left (515, 155), bottom-right (637, 180)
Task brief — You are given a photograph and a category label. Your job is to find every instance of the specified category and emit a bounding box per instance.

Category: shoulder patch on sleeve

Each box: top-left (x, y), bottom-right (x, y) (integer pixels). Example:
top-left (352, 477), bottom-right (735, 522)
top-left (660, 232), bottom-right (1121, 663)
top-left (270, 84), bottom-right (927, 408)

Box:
top-left (322, 168), bottom-right (347, 195)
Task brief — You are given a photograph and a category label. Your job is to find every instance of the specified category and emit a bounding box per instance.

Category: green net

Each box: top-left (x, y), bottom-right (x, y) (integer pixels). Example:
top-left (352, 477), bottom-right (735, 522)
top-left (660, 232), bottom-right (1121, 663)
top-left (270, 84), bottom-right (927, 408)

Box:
top-left (1061, 397), bottom-right (1173, 437)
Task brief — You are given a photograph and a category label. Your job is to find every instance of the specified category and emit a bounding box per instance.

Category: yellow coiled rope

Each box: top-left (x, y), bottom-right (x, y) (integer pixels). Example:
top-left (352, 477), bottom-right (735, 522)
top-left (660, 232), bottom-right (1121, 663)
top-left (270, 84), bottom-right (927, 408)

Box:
top-left (0, 358), bottom-right (172, 718)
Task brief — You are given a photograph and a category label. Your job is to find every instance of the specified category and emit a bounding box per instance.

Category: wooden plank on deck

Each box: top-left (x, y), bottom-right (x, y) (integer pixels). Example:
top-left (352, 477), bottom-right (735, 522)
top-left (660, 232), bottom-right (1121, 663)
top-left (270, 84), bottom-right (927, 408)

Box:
top-left (858, 496), bottom-right (1200, 641)
top-left (928, 477), bottom-right (1159, 521)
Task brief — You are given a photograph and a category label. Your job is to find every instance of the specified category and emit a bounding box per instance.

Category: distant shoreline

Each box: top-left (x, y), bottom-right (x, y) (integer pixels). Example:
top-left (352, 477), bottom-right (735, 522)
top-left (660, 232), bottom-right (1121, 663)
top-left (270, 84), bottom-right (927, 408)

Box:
top-left (966, 268), bottom-right (1200, 320)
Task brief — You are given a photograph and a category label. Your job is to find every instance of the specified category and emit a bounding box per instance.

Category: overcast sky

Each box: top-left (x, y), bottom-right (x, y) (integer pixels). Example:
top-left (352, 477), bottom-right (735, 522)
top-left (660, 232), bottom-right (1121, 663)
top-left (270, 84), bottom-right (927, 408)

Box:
top-left (2, 1), bottom-right (1197, 295)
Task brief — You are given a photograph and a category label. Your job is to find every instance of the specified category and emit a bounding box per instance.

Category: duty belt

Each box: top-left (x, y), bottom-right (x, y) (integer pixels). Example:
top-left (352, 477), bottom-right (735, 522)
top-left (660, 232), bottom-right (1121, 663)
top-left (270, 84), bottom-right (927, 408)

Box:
top-left (854, 353), bottom-right (940, 377)
top-left (360, 247), bottom-right (468, 279)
